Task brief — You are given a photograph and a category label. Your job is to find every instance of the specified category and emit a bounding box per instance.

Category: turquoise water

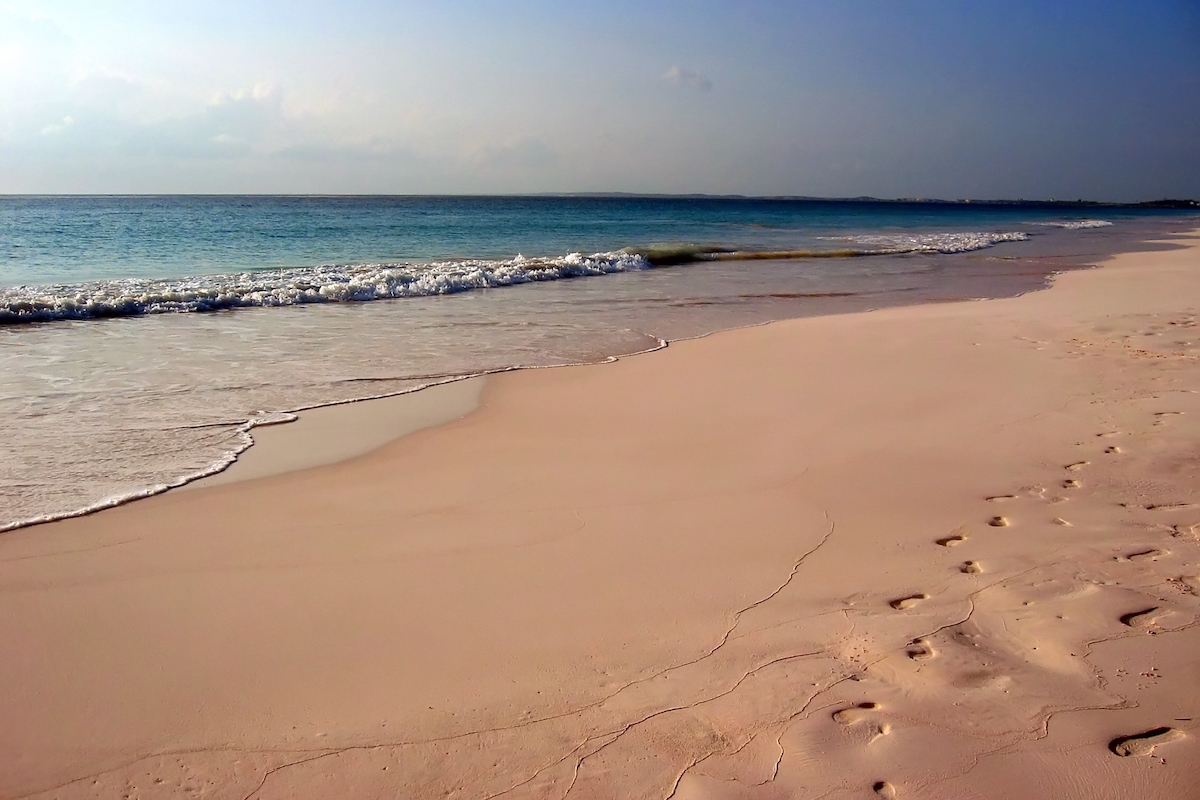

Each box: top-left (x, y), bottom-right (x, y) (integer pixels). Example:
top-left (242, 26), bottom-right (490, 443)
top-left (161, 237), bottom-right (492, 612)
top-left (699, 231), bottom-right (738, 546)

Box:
top-left (0, 196), bottom-right (1194, 531)
top-left (0, 197), bottom-right (1179, 322)
top-left (0, 195), bottom-right (1156, 286)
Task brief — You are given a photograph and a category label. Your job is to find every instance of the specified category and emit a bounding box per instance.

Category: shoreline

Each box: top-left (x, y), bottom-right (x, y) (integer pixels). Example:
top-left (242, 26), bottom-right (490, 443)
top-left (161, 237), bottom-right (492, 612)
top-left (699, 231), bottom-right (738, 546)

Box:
top-left (3, 215), bottom-right (1194, 533)
top-left (186, 377), bottom-right (487, 489)
top-left (1, 230), bottom-right (1197, 798)
top-left (178, 271), bottom-right (1072, 494)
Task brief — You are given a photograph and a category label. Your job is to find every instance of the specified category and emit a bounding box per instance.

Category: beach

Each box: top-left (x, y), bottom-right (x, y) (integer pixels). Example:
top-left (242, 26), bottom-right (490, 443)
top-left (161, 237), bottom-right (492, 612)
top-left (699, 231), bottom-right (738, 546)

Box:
top-left (12, 196), bottom-right (1134, 536)
top-left (1, 231), bottom-right (1197, 798)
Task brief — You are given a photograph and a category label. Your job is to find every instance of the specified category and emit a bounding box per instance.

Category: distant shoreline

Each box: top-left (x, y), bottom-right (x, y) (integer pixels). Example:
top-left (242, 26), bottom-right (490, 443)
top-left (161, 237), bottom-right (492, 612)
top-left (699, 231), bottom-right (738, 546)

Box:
top-left (1, 192), bottom-right (1197, 207)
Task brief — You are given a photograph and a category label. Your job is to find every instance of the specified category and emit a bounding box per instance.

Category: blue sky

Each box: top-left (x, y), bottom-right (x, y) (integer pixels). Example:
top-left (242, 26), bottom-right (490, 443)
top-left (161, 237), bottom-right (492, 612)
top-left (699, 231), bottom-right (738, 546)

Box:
top-left (1, 0), bottom-right (1197, 199)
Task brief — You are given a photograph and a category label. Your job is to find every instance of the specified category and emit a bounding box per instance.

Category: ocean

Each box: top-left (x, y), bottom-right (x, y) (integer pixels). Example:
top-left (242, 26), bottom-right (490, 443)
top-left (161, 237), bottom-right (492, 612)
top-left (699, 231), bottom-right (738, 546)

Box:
top-left (1, 196), bottom-right (1195, 531)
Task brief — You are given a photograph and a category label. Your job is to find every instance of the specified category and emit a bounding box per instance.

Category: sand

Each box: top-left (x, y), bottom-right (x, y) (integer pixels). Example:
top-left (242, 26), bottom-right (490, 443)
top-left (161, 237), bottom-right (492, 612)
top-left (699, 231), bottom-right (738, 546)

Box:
top-left (1, 232), bottom-right (1197, 800)
top-left (189, 377), bottom-right (484, 489)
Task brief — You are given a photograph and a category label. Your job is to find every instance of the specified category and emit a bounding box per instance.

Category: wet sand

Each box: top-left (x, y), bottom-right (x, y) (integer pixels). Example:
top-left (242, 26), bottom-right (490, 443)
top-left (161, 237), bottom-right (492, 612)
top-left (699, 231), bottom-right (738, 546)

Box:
top-left (190, 378), bottom-right (485, 488)
top-left (1, 232), bottom-right (1197, 799)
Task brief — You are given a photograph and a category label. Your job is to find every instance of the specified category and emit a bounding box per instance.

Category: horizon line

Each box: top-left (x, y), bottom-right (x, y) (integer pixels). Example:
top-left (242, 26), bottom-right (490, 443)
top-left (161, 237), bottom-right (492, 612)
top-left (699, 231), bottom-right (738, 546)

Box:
top-left (0, 193), bottom-right (1196, 207)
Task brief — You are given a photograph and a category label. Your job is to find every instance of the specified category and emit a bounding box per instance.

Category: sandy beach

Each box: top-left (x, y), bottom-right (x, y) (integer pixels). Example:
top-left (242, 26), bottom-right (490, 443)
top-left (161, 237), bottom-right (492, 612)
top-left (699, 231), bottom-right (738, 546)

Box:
top-left (2, 232), bottom-right (1198, 799)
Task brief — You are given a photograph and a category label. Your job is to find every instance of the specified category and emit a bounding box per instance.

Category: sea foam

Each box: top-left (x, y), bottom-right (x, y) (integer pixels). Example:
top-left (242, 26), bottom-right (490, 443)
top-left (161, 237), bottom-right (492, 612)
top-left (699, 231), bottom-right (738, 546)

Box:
top-left (1031, 219), bottom-right (1114, 229)
top-left (822, 231), bottom-right (1031, 253)
top-left (0, 251), bottom-right (653, 325)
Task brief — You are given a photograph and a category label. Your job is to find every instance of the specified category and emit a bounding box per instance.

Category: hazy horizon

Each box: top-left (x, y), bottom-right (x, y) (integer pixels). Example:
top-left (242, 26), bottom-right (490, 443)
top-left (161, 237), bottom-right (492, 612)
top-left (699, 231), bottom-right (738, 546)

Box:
top-left (2, 193), bottom-right (1196, 203)
top-left (2, 1), bottom-right (1198, 200)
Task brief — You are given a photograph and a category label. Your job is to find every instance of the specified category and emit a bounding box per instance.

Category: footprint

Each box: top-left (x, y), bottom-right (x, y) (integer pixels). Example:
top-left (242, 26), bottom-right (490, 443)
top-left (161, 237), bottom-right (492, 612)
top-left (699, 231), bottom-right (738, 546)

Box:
top-left (907, 638), bottom-right (935, 660)
top-left (1052, 517), bottom-right (1072, 526)
top-left (1110, 727), bottom-right (1185, 757)
top-left (960, 561), bottom-right (983, 574)
top-left (986, 494), bottom-right (1018, 502)
top-left (1118, 548), bottom-right (1168, 562)
top-left (1172, 524), bottom-right (1198, 540)
top-left (890, 593), bottom-right (929, 610)
top-left (1177, 576), bottom-right (1200, 595)
top-left (833, 702), bottom-right (879, 725)
top-left (952, 668), bottom-right (1012, 690)
top-left (1166, 577), bottom-right (1198, 598)
top-left (868, 723), bottom-right (892, 743)
top-left (987, 516), bottom-right (1010, 527)
top-left (1065, 461), bottom-right (1089, 472)
top-left (936, 534), bottom-right (967, 547)
top-left (873, 780), bottom-right (897, 798)
top-left (1119, 607), bottom-right (1161, 629)
top-left (1062, 479), bottom-right (1081, 489)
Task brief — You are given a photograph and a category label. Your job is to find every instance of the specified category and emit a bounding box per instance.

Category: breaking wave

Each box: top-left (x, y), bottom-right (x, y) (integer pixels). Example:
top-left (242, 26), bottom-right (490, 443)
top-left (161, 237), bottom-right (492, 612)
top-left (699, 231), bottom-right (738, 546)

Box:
top-left (2, 230), bottom-right (1034, 326)
top-left (625, 231), bottom-right (1031, 266)
top-left (1031, 219), bottom-right (1114, 229)
top-left (0, 251), bottom-right (652, 325)
top-left (818, 231), bottom-right (1030, 253)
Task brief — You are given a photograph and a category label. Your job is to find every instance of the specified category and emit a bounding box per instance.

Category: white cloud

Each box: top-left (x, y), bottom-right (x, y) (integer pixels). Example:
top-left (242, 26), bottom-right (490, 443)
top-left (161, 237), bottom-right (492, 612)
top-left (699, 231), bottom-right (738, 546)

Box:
top-left (39, 115), bottom-right (73, 135)
top-left (210, 82), bottom-right (279, 107)
top-left (661, 66), bottom-right (712, 92)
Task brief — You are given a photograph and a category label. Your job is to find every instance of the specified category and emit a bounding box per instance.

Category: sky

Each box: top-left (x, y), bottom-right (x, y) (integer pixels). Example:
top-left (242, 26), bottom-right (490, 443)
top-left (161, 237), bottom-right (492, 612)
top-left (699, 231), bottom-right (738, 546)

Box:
top-left (1, 0), bottom-right (1198, 199)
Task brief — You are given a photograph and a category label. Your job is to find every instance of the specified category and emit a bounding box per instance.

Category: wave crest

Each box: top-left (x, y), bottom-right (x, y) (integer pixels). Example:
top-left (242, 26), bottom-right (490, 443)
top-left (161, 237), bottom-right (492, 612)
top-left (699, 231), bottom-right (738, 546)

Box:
top-left (625, 231), bottom-right (1031, 267)
top-left (822, 231), bottom-right (1030, 253)
top-left (0, 251), bottom-right (652, 325)
top-left (1031, 219), bottom-right (1113, 229)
